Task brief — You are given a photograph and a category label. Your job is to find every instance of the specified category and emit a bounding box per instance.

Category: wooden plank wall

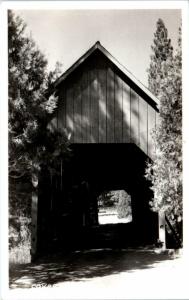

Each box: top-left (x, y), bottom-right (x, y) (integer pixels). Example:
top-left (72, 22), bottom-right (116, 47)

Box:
top-left (54, 56), bottom-right (157, 159)
top-left (98, 60), bottom-right (107, 143)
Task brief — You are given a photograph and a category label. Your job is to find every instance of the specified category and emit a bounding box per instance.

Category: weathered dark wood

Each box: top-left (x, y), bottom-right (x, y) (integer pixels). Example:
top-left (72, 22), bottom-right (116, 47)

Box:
top-left (106, 67), bottom-right (115, 143)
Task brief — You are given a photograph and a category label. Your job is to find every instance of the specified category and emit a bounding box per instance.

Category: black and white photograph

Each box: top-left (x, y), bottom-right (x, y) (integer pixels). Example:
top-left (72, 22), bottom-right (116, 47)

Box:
top-left (0, 1), bottom-right (189, 299)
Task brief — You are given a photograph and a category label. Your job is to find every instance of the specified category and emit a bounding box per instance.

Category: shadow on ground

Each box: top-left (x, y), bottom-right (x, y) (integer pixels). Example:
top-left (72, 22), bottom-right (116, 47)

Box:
top-left (10, 249), bottom-right (175, 289)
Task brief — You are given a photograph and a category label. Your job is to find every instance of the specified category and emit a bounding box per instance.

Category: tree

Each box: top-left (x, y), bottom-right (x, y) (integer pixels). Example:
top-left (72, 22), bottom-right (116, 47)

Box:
top-left (8, 10), bottom-right (70, 217)
top-left (117, 190), bottom-right (132, 219)
top-left (146, 22), bottom-right (182, 242)
top-left (98, 190), bottom-right (132, 220)
top-left (147, 18), bottom-right (173, 97)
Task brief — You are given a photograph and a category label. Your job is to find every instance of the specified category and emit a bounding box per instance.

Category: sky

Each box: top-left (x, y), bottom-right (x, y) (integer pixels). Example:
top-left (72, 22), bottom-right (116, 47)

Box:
top-left (16, 9), bottom-right (181, 87)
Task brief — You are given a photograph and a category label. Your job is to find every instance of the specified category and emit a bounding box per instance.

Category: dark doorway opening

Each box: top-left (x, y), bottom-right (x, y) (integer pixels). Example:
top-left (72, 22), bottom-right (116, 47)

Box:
top-left (37, 144), bottom-right (158, 255)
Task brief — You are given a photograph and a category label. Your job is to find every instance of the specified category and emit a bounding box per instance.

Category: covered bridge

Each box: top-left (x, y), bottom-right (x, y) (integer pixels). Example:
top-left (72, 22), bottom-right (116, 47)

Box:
top-left (31, 42), bottom-right (166, 259)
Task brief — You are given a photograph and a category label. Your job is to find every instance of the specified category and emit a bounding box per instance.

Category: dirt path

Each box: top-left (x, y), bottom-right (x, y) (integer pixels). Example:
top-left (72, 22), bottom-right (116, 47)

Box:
top-left (9, 249), bottom-right (187, 299)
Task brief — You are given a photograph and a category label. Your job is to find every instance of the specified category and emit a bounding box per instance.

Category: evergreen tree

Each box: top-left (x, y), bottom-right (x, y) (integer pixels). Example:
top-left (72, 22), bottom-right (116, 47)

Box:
top-left (117, 190), bottom-right (131, 219)
top-left (8, 11), bottom-right (70, 216)
top-left (148, 18), bottom-right (173, 97)
top-left (146, 24), bottom-right (182, 242)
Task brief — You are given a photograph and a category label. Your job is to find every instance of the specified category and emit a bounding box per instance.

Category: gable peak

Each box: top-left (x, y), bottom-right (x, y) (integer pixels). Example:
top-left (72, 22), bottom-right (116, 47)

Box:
top-left (95, 41), bottom-right (101, 46)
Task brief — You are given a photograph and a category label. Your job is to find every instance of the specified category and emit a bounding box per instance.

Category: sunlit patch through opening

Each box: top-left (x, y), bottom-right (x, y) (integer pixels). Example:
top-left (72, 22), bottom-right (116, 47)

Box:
top-left (97, 190), bottom-right (132, 225)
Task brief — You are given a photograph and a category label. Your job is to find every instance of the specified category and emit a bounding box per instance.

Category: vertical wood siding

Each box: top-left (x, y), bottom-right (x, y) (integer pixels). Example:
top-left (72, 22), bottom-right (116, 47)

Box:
top-left (122, 81), bottom-right (131, 143)
top-left (66, 81), bottom-right (74, 140)
top-left (130, 89), bottom-right (139, 145)
top-left (139, 96), bottom-right (148, 154)
top-left (55, 55), bottom-right (157, 159)
top-left (90, 64), bottom-right (99, 143)
top-left (57, 87), bottom-right (66, 130)
top-left (98, 61), bottom-right (107, 143)
top-left (148, 105), bottom-right (156, 159)
top-left (73, 78), bottom-right (82, 142)
top-left (114, 74), bottom-right (123, 143)
top-left (106, 67), bottom-right (115, 143)
top-left (81, 68), bottom-right (90, 143)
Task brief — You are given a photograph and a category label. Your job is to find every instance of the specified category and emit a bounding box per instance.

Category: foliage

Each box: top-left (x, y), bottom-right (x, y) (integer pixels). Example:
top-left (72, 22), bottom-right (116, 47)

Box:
top-left (147, 18), bottom-right (173, 97)
top-left (146, 20), bottom-right (182, 240)
top-left (98, 190), bottom-right (120, 209)
top-left (8, 10), bottom-right (70, 249)
top-left (9, 215), bottom-right (31, 264)
top-left (98, 190), bottom-right (132, 219)
top-left (117, 190), bottom-right (132, 219)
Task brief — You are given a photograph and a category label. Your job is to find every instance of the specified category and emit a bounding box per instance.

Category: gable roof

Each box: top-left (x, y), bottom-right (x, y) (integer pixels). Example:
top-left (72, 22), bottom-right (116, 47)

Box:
top-left (54, 41), bottom-right (159, 108)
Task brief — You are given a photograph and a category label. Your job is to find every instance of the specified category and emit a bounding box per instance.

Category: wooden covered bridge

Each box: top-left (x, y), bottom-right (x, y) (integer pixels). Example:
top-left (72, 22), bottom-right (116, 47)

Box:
top-left (31, 42), bottom-right (166, 259)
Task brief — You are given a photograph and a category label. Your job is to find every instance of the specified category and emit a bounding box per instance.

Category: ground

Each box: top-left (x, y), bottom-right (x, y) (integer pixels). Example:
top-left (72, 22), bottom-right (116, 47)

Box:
top-left (98, 211), bottom-right (131, 224)
top-left (9, 248), bottom-right (187, 299)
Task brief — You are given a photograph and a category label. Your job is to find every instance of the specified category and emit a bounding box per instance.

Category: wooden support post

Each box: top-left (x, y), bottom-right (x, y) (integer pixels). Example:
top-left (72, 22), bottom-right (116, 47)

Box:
top-left (31, 174), bottom-right (38, 261)
top-left (158, 212), bottom-right (166, 250)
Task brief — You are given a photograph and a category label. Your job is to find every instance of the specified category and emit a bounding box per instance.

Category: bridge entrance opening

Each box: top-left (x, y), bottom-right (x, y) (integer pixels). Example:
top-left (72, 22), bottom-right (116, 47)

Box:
top-left (37, 143), bottom-right (158, 254)
top-left (98, 190), bottom-right (132, 225)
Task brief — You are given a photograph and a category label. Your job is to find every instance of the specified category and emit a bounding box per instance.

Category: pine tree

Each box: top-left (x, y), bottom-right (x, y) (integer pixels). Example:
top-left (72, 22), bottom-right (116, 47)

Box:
top-left (8, 11), bottom-right (70, 217)
top-left (146, 24), bottom-right (182, 241)
top-left (148, 18), bottom-right (173, 97)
